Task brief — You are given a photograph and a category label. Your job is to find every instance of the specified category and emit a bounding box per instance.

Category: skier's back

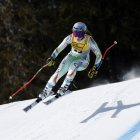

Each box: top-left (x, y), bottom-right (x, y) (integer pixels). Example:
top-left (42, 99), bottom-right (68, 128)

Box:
top-left (38, 22), bottom-right (102, 99)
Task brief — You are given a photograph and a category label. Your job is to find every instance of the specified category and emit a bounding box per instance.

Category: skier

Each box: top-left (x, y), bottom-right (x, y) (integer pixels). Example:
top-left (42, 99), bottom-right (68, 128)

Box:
top-left (38, 22), bottom-right (102, 100)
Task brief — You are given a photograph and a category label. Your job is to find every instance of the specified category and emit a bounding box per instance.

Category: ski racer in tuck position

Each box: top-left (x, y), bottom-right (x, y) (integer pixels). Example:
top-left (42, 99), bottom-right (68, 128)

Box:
top-left (38, 22), bottom-right (102, 100)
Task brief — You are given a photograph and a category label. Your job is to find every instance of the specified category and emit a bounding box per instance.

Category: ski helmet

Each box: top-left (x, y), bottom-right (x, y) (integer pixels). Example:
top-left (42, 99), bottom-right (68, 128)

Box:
top-left (72, 22), bottom-right (87, 38)
top-left (72, 22), bottom-right (87, 32)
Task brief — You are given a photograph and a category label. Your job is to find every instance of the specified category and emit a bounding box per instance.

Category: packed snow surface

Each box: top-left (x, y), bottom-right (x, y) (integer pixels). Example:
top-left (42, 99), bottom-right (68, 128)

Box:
top-left (0, 78), bottom-right (140, 140)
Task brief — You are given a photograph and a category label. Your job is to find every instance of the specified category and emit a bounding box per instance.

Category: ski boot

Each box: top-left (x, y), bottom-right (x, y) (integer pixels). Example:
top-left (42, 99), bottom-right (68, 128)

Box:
top-left (55, 87), bottom-right (67, 98)
top-left (38, 88), bottom-right (52, 100)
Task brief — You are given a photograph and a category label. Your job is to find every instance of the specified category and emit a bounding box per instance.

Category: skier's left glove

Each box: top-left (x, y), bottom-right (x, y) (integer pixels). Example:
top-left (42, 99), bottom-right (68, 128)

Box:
top-left (47, 57), bottom-right (55, 66)
top-left (88, 65), bottom-right (98, 78)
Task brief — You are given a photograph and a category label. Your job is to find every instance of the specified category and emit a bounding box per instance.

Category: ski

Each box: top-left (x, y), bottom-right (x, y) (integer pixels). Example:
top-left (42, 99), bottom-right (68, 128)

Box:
top-left (23, 98), bottom-right (42, 112)
top-left (23, 91), bottom-right (55, 112)
top-left (23, 91), bottom-right (72, 112)
top-left (43, 90), bottom-right (72, 105)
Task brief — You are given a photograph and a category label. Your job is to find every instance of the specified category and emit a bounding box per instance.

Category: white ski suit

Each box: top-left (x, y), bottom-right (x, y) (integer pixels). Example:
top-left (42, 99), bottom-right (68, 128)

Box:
top-left (44, 33), bottom-right (102, 92)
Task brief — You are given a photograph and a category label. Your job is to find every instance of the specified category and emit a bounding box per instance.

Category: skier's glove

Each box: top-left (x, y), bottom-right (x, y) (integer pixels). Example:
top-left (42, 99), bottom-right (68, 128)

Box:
top-left (47, 57), bottom-right (55, 66)
top-left (88, 65), bottom-right (98, 78)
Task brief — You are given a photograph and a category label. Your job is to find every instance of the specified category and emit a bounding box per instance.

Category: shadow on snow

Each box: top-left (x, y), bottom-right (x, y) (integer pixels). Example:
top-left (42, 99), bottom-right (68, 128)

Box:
top-left (81, 100), bottom-right (140, 123)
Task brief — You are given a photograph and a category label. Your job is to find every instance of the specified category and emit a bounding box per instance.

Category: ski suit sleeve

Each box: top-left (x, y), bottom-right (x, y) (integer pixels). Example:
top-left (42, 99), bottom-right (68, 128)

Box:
top-left (51, 35), bottom-right (72, 58)
top-left (88, 37), bottom-right (102, 67)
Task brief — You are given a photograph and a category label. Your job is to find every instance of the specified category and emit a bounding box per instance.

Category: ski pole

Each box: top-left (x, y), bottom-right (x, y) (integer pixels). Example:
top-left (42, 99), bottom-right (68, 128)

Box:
top-left (97, 41), bottom-right (117, 70)
top-left (102, 41), bottom-right (117, 60)
top-left (9, 64), bottom-right (48, 99)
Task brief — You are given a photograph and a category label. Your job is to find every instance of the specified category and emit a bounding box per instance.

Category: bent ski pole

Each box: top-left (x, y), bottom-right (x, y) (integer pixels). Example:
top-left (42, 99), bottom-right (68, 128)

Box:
top-left (102, 41), bottom-right (117, 60)
top-left (97, 41), bottom-right (117, 70)
top-left (9, 64), bottom-right (48, 99)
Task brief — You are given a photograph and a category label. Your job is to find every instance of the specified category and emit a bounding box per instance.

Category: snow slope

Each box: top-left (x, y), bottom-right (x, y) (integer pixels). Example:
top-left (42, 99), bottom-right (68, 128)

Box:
top-left (0, 78), bottom-right (140, 140)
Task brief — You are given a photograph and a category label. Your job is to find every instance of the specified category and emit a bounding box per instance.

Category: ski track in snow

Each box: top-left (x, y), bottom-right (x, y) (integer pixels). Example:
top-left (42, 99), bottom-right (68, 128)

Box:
top-left (0, 78), bottom-right (140, 140)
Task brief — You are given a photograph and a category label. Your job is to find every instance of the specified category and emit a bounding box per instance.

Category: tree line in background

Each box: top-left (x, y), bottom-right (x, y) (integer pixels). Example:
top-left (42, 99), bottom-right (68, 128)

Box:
top-left (0, 0), bottom-right (139, 104)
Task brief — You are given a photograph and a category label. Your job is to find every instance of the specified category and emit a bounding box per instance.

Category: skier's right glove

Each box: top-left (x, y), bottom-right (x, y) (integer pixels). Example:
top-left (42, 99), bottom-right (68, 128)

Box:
top-left (47, 57), bottom-right (55, 66)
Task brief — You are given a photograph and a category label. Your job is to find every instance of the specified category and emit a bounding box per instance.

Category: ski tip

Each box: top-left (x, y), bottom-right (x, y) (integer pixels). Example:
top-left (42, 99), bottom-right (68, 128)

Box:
top-left (23, 108), bottom-right (29, 112)
top-left (23, 106), bottom-right (32, 112)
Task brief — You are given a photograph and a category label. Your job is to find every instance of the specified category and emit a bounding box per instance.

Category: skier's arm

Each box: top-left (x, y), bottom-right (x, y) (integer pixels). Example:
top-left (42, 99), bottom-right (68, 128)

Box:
top-left (88, 37), bottom-right (102, 78)
top-left (51, 35), bottom-right (71, 59)
top-left (88, 37), bottom-right (102, 67)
